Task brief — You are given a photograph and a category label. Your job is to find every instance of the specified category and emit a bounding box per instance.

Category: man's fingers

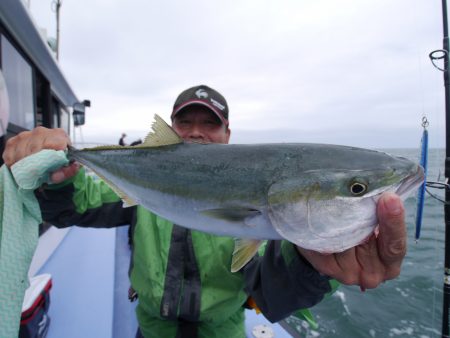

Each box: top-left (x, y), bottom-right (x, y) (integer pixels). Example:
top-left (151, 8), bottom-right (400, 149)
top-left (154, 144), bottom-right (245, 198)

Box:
top-left (3, 131), bottom-right (31, 166)
top-left (297, 247), bottom-right (361, 285)
top-left (296, 247), bottom-right (335, 276)
top-left (355, 235), bottom-right (385, 289)
top-left (50, 162), bottom-right (80, 183)
top-left (2, 127), bottom-right (71, 167)
top-left (41, 129), bottom-right (71, 151)
top-left (31, 127), bottom-right (71, 152)
top-left (332, 250), bottom-right (360, 285)
top-left (376, 192), bottom-right (406, 279)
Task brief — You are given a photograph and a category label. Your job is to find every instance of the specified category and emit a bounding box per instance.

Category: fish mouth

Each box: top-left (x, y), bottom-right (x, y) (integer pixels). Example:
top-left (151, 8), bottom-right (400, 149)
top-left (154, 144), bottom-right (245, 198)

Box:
top-left (395, 165), bottom-right (425, 198)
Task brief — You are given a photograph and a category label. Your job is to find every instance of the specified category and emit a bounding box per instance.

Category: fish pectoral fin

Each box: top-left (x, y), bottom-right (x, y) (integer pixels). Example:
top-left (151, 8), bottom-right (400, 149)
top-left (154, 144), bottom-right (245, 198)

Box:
top-left (200, 208), bottom-right (261, 224)
top-left (139, 114), bottom-right (183, 147)
top-left (231, 239), bottom-right (263, 273)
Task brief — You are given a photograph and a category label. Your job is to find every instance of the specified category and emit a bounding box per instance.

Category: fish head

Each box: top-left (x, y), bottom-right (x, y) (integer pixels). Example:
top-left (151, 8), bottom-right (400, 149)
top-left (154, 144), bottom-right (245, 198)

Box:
top-left (267, 157), bottom-right (424, 253)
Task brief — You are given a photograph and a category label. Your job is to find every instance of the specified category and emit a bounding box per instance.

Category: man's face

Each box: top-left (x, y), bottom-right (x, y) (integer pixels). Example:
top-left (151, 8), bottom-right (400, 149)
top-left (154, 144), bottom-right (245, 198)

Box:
top-left (172, 105), bottom-right (231, 144)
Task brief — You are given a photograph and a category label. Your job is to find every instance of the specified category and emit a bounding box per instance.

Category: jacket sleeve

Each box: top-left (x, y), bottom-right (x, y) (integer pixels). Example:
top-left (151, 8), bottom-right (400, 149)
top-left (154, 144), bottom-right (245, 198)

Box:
top-left (242, 240), bottom-right (334, 322)
top-left (35, 167), bottom-right (134, 228)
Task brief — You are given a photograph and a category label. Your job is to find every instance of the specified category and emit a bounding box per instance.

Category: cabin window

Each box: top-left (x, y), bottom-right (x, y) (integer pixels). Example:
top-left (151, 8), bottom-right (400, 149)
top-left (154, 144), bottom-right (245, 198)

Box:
top-left (1, 35), bottom-right (34, 130)
top-left (52, 105), bottom-right (59, 128)
top-left (51, 98), bottom-right (69, 133)
top-left (51, 98), bottom-right (60, 128)
top-left (60, 108), bottom-right (69, 133)
top-left (35, 72), bottom-right (50, 128)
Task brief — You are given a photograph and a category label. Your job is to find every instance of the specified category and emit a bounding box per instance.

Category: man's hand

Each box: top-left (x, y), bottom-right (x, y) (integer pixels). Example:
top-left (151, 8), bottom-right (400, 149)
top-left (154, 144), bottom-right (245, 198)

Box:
top-left (2, 126), bottom-right (79, 183)
top-left (297, 192), bottom-right (406, 290)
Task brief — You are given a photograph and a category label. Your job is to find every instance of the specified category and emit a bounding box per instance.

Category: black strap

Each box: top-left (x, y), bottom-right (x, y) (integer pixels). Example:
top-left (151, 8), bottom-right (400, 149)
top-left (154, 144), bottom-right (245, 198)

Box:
top-left (159, 225), bottom-right (201, 338)
top-left (178, 230), bottom-right (201, 322)
top-left (160, 225), bottom-right (187, 320)
top-left (176, 320), bottom-right (198, 338)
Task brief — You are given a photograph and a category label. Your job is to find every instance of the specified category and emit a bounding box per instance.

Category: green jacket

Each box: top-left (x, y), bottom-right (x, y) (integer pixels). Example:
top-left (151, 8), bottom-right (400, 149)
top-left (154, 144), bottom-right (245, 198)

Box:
top-left (37, 168), bottom-right (333, 338)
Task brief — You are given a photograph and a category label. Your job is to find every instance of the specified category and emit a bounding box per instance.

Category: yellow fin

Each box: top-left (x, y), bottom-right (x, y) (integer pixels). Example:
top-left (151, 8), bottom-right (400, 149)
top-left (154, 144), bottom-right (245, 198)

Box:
top-left (138, 114), bottom-right (183, 147)
top-left (89, 168), bottom-right (137, 208)
top-left (231, 239), bottom-right (263, 273)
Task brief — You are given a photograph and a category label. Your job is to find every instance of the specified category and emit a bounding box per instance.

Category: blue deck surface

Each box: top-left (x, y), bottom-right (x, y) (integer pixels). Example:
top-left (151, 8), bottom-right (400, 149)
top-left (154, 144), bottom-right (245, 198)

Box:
top-left (38, 227), bottom-right (118, 338)
top-left (37, 226), bottom-right (291, 337)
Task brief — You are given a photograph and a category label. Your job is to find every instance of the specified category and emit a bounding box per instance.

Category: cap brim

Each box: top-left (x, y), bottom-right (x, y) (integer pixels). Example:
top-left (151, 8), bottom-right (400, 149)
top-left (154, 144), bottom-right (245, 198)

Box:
top-left (171, 100), bottom-right (228, 126)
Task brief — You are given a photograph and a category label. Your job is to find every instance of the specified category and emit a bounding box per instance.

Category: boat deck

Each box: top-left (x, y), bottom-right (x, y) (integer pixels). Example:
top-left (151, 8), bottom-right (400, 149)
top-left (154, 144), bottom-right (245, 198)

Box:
top-left (35, 226), bottom-right (292, 337)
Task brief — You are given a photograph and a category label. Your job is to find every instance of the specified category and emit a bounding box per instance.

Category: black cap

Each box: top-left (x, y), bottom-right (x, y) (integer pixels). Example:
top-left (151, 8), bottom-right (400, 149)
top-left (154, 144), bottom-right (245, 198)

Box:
top-left (171, 85), bottom-right (229, 126)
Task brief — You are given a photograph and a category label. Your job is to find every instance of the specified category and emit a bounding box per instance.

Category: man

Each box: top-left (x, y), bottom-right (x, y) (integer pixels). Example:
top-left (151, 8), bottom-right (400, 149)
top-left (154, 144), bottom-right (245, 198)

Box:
top-left (119, 132), bottom-right (127, 146)
top-left (3, 85), bottom-right (406, 338)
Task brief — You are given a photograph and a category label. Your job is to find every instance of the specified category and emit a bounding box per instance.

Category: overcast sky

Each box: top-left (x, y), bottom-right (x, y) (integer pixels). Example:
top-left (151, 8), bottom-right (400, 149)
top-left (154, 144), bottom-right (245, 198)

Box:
top-left (28, 0), bottom-right (445, 148)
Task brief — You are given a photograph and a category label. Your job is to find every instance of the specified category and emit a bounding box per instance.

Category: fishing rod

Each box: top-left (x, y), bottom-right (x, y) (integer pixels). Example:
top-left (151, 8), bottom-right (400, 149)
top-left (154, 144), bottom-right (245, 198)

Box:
top-left (441, 0), bottom-right (450, 335)
top-left (428, 0), bottom-right (450, 335)
top-left (435, 0), bottom-right (450, 336)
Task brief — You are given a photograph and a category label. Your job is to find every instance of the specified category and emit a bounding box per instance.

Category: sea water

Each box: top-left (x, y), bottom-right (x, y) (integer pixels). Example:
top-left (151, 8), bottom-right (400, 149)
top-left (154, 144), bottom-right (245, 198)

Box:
top-left (284, 148), bottom-right (446, 338)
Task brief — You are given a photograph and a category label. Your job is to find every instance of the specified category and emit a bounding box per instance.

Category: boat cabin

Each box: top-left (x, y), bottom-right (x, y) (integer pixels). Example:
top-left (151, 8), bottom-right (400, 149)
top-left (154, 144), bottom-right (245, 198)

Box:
top-left (0, 0), bottom-right (88, 165)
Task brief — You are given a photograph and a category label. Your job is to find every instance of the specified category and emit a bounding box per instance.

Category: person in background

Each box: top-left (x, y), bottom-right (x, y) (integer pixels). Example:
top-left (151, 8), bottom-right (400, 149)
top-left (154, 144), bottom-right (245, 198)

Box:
top-left (119, 132), bottom-right (127, 146)
top-left (2, 85), bottom-right (407, 338)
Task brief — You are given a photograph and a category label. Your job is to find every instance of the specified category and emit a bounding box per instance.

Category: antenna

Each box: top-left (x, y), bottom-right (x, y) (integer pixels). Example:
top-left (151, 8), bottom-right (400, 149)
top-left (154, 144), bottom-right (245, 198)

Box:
top-left (51, 0), bottom-right (62, 60)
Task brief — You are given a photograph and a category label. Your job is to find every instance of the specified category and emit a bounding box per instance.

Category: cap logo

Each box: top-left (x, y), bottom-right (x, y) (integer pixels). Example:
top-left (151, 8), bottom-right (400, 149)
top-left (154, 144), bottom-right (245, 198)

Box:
top-left (195, 89), bottom-right (208, 99)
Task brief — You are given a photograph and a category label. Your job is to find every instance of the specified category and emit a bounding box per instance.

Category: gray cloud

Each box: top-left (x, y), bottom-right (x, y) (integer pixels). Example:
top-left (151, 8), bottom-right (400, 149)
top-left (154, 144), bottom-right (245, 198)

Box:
top-left (30, 0), bottom-right (445, 148)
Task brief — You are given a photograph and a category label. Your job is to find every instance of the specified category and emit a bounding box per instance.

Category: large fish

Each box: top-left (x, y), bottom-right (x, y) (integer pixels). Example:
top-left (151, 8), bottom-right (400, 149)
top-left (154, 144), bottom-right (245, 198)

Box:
top-left (68, 115), bottom-right (424, 271)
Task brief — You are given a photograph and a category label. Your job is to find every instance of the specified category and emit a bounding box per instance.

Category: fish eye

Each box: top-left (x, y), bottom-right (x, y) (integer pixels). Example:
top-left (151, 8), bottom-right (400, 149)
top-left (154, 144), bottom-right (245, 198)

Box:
top-left (349, 181), bottom-right (368, 196)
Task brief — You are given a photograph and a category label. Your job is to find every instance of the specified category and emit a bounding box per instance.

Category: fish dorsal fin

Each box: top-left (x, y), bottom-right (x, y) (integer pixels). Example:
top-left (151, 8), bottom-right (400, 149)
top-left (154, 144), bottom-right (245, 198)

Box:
top-left (231, 239), bottom-right (263, 272)
top-left (139, 114), bottom-right (183, 147)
